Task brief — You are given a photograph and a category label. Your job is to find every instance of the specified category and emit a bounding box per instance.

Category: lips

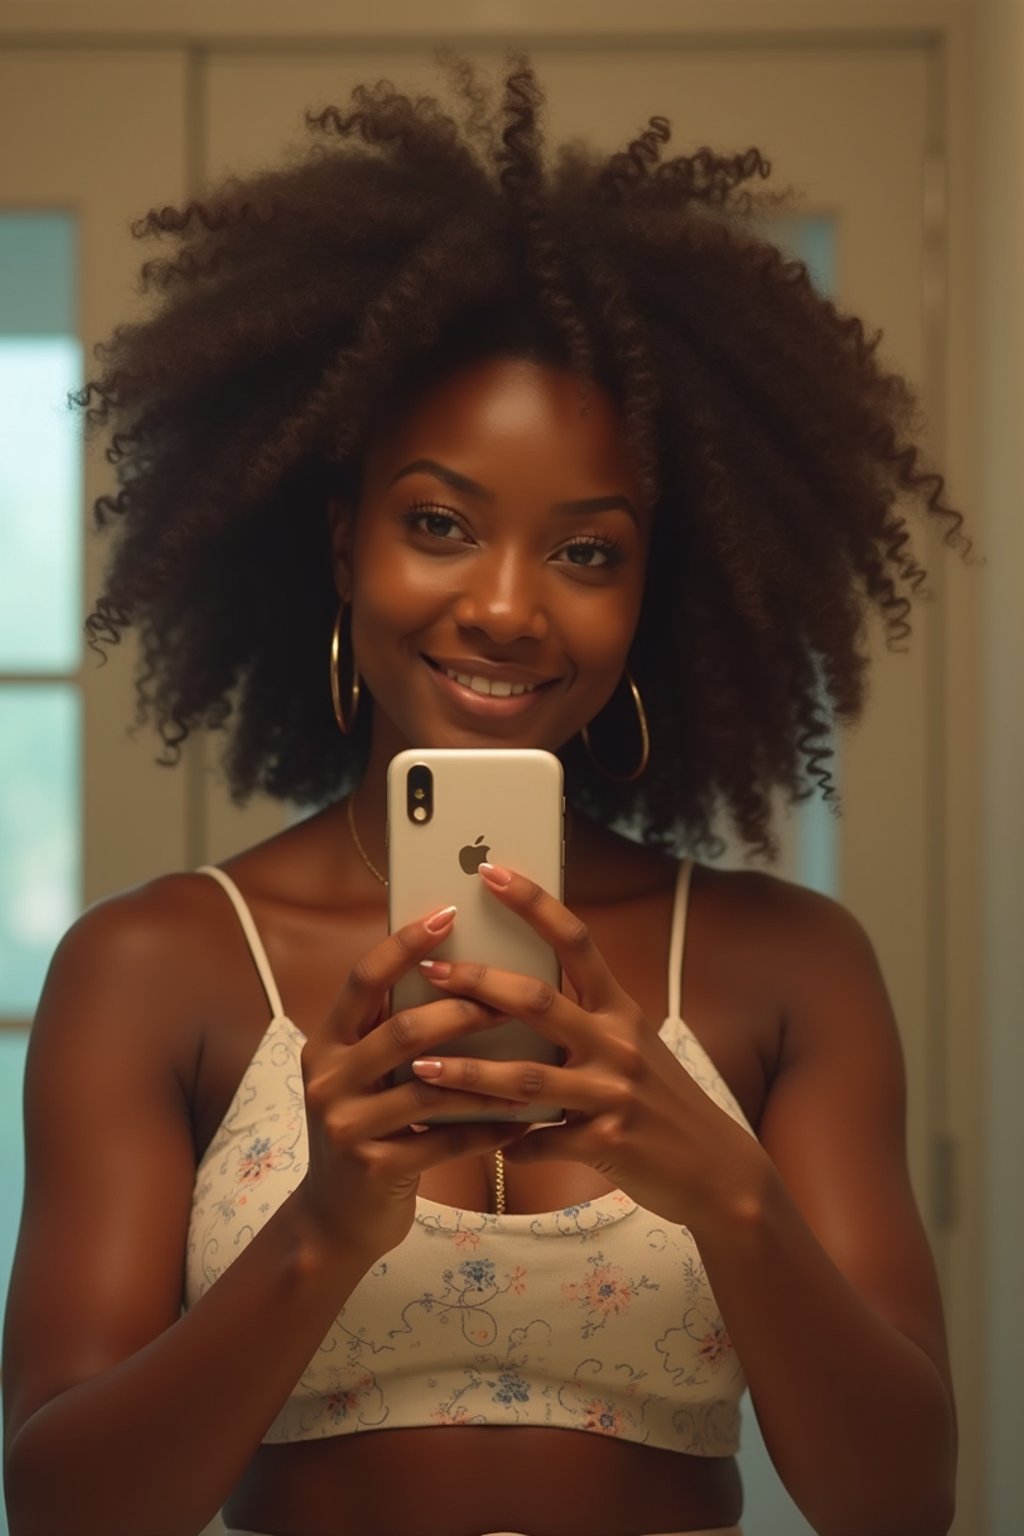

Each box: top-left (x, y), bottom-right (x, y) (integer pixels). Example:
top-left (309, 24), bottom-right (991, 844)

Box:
top-left (421, 654), bottom-right (560, 715)
top-left (432, 665), bottom-right (541, 699)
top-left (423, 655), bottom-right (559, 694)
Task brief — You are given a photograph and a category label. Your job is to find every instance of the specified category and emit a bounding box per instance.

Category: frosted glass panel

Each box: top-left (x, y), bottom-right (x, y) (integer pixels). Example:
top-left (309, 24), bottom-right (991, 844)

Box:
top-left (0, 1030), bottom-right (28, 1322)
top-left (0, 686), bottom-right (80, 1018)
top-left (766, 212), bottom-right (837, 901)
top-left (0, 212), bottom-right (75, 334)
top-left (0, 213), bottom-right (82, 671)
top-left (772, 212), bottom-right (834, 296)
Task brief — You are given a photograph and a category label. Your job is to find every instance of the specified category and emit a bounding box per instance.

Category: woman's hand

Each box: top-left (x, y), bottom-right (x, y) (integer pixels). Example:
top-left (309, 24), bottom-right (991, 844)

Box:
top-left (411, 863), bottom-right (766, 1231)
top-left (297, 904), bottom-right (529, 1263)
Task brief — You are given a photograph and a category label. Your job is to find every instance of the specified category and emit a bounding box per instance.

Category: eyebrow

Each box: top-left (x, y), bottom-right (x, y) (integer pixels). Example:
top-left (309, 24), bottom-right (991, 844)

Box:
top-left (388, 458), bottom-right (639, 525)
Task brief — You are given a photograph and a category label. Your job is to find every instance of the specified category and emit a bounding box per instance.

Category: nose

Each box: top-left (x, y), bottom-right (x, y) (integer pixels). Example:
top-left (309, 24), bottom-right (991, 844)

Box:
top-left (450, 546), bottom-right (549, 644)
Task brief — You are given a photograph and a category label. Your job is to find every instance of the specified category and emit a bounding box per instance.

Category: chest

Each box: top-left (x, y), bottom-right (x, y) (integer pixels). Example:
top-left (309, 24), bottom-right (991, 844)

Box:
top-left (192, 879), bottom-right (778, 1213)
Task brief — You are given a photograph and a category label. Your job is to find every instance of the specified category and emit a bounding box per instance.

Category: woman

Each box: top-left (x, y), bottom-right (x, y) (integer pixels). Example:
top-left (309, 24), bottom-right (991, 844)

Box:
top-left (2, 52), bottom-right (962, 1536)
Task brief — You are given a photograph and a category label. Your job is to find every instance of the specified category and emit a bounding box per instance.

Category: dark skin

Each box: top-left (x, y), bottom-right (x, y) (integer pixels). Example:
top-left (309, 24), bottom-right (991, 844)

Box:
top-left (2, 358), bottom-right (956, 1536)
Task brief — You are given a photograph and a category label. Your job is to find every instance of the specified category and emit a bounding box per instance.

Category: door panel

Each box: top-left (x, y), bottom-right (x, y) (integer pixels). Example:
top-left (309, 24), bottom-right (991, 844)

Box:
top-left (204, 43), bottom-right (934, 1193)
top-left (202, 50), bottom-right (935, 1536)
top-left (0, 51), bottom-right (191, 907)
top-left (0, 39), bottom-right (947, 1536)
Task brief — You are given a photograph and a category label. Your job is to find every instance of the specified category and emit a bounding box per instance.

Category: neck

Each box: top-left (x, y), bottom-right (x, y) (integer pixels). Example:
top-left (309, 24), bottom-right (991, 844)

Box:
top-left (342, 717), bottom-right (401, 892)
top-left (341, 718), bottom-right (610, 903)
top-left (340, 712), bottom-right (669, 903)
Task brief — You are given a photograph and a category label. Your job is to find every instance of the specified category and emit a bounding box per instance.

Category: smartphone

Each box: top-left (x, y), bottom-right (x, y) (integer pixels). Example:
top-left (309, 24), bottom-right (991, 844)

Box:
top-left (387, 746), bottom-right (565, 1123)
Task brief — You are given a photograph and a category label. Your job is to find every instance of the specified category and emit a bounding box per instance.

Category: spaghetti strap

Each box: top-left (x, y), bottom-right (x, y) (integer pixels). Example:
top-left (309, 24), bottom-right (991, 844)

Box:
top-left (665, 858), bottom-right (694, 1022)
top-left (195, 864), bottom-right (285, 1023)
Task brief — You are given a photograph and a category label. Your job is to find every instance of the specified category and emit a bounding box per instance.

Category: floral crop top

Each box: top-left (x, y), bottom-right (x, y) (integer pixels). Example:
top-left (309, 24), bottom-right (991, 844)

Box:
top-left (185, 859), bottom-right (756, 1456)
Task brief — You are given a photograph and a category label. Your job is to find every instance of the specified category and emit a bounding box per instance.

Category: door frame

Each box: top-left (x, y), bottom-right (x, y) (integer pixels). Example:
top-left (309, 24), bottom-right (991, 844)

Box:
top-left (0, 5), bottom-right (986, 1532)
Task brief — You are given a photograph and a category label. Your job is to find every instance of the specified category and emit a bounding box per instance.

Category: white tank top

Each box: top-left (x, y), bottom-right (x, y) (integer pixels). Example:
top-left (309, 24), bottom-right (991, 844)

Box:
top-left (185, 858), bottom-right (755, 1456)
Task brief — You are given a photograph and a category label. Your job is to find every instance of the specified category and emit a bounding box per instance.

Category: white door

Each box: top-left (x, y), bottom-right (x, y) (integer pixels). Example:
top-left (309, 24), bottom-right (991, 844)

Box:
top-left (201, 44), bottom-right (942, 1536)
top-left (202, 40), bottom-right (938, 1207)
top-left (0, 35), bottom-right (962, 1536)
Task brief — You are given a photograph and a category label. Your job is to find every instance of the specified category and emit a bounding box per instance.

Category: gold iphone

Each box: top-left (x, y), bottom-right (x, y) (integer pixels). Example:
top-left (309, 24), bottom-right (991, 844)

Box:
top-left (387, 747), bottom-right (565, 1123)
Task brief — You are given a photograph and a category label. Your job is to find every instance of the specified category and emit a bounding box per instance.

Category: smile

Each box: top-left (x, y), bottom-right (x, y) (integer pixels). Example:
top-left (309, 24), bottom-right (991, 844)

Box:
top-left (439, 665), bottom-right (541, 697)
top-left (422, 655), bottom-right (558, 716)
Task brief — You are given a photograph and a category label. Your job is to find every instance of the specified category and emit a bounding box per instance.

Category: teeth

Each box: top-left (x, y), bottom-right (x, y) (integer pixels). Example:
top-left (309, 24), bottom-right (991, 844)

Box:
top-left (442, 666), bottom-right (540, 698)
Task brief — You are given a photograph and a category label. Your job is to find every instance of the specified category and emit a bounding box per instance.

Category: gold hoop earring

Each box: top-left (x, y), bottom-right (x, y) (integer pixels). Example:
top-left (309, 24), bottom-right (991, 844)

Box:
top-left (330, 602), bottom-right (361, 735)
top-left (581, 669), bottom-right (650, 782)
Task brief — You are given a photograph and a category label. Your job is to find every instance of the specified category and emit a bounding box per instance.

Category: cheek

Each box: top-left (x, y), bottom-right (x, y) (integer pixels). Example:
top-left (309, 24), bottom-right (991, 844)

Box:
top-left (570, 606), bottom-right (634, 672)
top-left (564, 567), bottom-right (646, 660)
top-left (351, 524), bottom-right (438, 627)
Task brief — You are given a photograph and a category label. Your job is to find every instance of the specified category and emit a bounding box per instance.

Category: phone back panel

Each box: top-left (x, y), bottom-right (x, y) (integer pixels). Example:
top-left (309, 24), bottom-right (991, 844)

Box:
top-left (387, 748), bottom-right (564, 1120)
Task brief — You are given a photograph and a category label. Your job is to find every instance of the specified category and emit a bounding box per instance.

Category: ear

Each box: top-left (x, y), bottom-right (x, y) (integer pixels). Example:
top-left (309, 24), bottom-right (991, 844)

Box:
top-left (326, 496), bottom-right (355, 602)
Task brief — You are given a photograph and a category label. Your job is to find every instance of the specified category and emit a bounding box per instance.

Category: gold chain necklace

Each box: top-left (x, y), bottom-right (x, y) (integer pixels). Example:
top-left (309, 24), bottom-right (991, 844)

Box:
top-left (345, 790), bottom-right (506, 1216)
top-left (346, 790), bottom-right (387, 886)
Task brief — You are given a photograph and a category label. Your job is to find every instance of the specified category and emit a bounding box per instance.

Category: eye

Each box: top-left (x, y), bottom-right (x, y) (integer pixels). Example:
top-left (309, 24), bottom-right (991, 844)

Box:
top-left (555, 535), bottom-right (625, 571)
top-left (403, 502), bottom-right (473, 545)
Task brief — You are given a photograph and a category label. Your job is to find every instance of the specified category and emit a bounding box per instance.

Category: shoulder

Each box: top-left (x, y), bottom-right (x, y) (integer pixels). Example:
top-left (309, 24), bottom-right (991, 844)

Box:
top-left (46, 869), bottom-right (236, 992)
top-left (691, 861), bottom-right (892, 1065)
top-left (32, 869), bottom-right (243, 1077)
top-left (693, 860), bottom-right (877, 971)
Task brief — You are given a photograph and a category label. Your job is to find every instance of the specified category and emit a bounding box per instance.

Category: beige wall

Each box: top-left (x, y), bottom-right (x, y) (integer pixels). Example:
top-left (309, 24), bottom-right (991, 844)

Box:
top-left (975, 1), bottom-right (1024, 1530)
top-left (1, 2), bottom-right (1019, 1532)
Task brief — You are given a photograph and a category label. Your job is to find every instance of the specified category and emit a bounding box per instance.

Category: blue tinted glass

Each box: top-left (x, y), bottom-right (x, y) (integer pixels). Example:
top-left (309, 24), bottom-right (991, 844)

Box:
top-left (763, 213), bottom-right (838, 897)
top-left (0, 686), bottom-right (81, 1019)
top-left (772, 212), bottom-right (834, 296)
top-left (0, 213), bottom-right (81, 671)
top-left (0, 1029), bottom-right (29, 1325)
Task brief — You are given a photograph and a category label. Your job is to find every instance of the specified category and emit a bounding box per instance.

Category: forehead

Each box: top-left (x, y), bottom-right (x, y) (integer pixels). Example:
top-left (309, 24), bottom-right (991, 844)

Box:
top-left (362, 355), bottom-right (641, 504)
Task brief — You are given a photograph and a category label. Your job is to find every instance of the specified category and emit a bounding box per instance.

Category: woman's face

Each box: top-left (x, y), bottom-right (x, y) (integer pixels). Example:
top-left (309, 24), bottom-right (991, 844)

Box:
top-left (330, 355), bottom-right (651, 755)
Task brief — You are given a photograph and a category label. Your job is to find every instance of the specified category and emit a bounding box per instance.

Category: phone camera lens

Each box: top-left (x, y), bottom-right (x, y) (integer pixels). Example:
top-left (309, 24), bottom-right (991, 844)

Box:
top-left (407, 762), bottom-right (433, 824)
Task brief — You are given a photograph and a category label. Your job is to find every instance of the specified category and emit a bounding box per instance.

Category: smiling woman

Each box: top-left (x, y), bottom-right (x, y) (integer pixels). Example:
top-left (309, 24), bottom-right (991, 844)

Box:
top-left (1, 48), bottom-right (965, 1536)
top-left (328, 357), bottom-right (650, 775)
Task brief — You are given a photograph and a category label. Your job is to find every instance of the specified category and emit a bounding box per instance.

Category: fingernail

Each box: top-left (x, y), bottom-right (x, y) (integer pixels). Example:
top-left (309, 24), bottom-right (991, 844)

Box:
top-left (478, 862), bottom-right (512, 886)
top-left (424, 904), bottom-right (457, 933)
top-left (411, 1058), bottom-right (444, 1078)
top-left (419, 959), bottom-right (451, 978)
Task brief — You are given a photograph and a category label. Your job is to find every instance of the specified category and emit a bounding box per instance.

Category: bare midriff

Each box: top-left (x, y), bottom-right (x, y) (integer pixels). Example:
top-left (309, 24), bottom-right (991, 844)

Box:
top-left (225, 1426), bottom-right (743, 1535)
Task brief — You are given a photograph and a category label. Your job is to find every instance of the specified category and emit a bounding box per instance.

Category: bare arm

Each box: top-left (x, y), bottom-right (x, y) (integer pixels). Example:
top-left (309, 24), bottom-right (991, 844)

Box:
top-left (2, 884), bottom-right (523, 1536)
top-left (424, 863), bottom-right (957, 1536)
top-left (689, 882), bottom-right (956, 1536)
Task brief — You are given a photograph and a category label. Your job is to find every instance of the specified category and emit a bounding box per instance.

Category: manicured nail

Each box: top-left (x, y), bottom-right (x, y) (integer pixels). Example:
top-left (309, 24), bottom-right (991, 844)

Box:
top-left (478, 862), bottom-right (512, 886)
top-left (419, 959), bottom-right (451, 978)
top-left (424, 904), bottom-right (457, 933)
top-left (411, 1058), bottom-right (444, 1078)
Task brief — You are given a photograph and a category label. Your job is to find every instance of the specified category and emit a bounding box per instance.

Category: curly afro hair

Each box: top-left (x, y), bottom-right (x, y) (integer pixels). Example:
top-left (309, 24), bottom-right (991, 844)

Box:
top-left (78, 49), bottom-right (969, 860)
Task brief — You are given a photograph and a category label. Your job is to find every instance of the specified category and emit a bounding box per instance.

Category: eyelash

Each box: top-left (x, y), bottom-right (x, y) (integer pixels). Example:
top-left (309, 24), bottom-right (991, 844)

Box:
top-left (402, 501), bottom-right (626, 570)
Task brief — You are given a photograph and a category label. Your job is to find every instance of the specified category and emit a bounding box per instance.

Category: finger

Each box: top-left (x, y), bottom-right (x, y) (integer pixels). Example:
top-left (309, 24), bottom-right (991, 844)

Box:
top-left (418, 958), bottom-right (583, 1051)
top-left (302, 998), bottom-right (512, 1124)
top-left (476, 863), bottom-right (620, 1011)
top-left (389, 1120), bottom-right (532, 1180)
top-left (348, 1075), bottom-right (531, 1141)
top-left (498, 1120), bottom-right (591, 1166)
top-left (321, 904), bottom-right (458, 1043)
top-left (410, 1053), bottom-right (607, 1114)
top-left (353, 995), bottom-right (513, 1086)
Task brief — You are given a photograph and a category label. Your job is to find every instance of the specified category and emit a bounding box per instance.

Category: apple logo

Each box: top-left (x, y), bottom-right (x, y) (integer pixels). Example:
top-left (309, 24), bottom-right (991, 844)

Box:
top-left (458, 834), bottom-right (490, 874)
